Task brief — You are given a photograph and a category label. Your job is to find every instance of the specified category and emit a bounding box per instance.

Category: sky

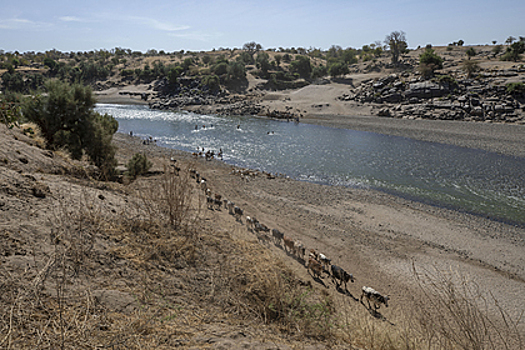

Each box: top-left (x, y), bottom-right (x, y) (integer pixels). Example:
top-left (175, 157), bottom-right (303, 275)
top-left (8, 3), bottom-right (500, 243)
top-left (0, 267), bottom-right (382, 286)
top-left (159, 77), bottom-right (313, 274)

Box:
top-left (1, 0), bottom-right (523, 53)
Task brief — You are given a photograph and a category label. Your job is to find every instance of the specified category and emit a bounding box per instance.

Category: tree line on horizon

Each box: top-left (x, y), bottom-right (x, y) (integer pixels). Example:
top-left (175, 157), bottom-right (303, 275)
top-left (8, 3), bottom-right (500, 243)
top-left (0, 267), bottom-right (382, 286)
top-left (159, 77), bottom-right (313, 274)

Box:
top-left (1, 32), bottom-right (524, 95)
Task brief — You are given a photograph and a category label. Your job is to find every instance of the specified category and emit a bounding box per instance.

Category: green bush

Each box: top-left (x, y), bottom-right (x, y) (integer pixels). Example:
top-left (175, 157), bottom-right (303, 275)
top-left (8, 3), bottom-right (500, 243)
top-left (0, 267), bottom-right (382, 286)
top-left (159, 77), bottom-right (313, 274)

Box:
top-left (126, 153), bottom-right (152, 179)
top-left (289, 55), bottom-right (311, 79)
top-left (506, 82), bottom-right (525, 97)
top-left (21, 80), bottom-right (118, 179)
top-left (311, 65), bottom-right (327, 79)
top-left (419, 48), bottom-right (443, 78)
top-left (328, 61), bottom-right (349, 78)
top-left (202, 74), bottom-right (220, 91)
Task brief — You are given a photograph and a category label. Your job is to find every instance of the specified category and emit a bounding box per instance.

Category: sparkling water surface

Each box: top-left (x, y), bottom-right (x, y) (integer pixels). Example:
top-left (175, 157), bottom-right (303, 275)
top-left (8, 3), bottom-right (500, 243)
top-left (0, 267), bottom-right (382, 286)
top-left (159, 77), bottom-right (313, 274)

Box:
top-left (96, 104), bottom-right (525, 226)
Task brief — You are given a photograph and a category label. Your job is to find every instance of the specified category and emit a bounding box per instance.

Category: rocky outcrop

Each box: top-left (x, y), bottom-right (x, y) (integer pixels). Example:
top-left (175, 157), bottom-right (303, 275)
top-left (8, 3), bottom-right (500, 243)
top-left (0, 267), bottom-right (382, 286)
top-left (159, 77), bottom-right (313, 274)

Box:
top-left (339, 73), bottom-right (525, 124)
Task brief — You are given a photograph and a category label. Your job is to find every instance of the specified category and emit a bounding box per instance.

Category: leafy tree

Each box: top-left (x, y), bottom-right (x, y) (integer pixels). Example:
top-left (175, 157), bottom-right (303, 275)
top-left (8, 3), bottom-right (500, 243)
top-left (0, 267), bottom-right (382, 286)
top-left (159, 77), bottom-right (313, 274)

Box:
top-left (326, 45), bottom-right (343, 60)
top-left (167, 66), bottom-right (184, 84)
top-left (21, 80), bottom-right (118, 178)
top-left (311, 65), bottom-right (327, 79)
top-left (274, 54), bottom-right (282, 66)
top-left (236, 51), bottom-right (254, 65)
top-left (255, 52), bottom-right (271, 76)
top-left (202, 74), bottom-right (220, 91)
top-left (242, 42), bottom-right (262, 61)
top-left (289, 55), bottom-right (311, 79)
top-left (466, 47), bottom-right (477, 60)
top-left (212, 61), bottom-right (229, 76)
top-left (1, 72), bottom-right (25, 92)
top-left (457, 39), bottom-right (465, 46)
top-left (202, 54), bottom-right (212, 65)
top-left (183, 58), bottom-right (193, 70)
top-left (384, 31), bottom-right (408, 65)
top-left (227, 61), bottom-right (246, 81)
top-left (328, 61), bottom-right (349, 78)
top-left (419, 48), bottom-right (443, 78)
top-left (501, 39), bottom-right (525, 61)
top-left (492, 45), bottom-right (503, 57)
top-left (43, 57), bottom-right (59, 76)
top-left (341, 48), bottom-right (358, 64)
top-left (505, 36), bottom-right (516, 45)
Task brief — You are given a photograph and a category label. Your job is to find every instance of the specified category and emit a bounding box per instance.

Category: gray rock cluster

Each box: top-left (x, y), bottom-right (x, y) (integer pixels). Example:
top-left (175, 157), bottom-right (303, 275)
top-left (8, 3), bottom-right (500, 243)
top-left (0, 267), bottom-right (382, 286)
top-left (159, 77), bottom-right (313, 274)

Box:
top-left (148, 77), bottom-right (224, 110)
top-left (340, 73), bottom-right (525, 124)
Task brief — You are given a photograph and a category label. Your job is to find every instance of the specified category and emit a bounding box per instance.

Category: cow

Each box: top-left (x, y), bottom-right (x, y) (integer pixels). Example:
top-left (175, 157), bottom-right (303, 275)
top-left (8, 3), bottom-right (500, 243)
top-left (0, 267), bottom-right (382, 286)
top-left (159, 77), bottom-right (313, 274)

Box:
top-left (294, 240), bottom-right (306, 260)
top-left (318, 253), bottom-right (332, 272)
top-left (234, 206), bottom-right (244, 222)
top-left (360, 286), bottom-right (390, 311)
top-left (255, 231), bottom-right (271, 246)
top-left (224, 200), bottom-right (235, 215)
top-left (271, 228), bottom-right (284, 245)
top-left (246, 216), bottom-right (257, 230)
top-left (283, 236), bottom-right (295, 254)
top-left (255, 221), bottom-right (269, 233)
top-left (307, 257), bottom-right (324, 279)
top-left (206, 196), bottom-right (214, 210)
top-left (330, 265), bottom-right (355, 291)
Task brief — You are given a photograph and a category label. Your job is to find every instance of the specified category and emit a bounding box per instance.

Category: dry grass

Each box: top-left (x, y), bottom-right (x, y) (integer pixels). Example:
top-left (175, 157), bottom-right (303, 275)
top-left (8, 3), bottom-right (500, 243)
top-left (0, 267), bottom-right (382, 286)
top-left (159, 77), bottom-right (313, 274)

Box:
top-left (1, 156), bottom-right (523, 349)
top-left (0, 166), bottom-right (339, 348)
top-left (410, 264), bottom-right (523, 350)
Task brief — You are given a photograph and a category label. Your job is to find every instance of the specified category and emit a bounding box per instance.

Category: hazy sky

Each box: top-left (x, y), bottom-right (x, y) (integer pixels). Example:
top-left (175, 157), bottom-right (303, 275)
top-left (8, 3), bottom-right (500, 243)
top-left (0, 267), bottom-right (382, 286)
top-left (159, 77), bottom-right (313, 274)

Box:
top-left (1, 0), bottom-right (523, 53)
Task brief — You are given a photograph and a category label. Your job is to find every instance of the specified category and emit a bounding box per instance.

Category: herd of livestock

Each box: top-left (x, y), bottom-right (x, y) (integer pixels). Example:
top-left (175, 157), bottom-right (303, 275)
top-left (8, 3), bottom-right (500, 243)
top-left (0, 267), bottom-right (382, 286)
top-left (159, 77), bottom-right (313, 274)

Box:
top-left (185, 163), bottom-right (390, 313)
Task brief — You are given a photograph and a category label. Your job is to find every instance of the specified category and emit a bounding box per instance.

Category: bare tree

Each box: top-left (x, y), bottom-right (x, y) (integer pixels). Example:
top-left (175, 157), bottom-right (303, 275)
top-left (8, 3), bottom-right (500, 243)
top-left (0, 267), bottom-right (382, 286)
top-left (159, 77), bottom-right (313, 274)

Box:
top-left (384, 31), bottom-right (407, 65)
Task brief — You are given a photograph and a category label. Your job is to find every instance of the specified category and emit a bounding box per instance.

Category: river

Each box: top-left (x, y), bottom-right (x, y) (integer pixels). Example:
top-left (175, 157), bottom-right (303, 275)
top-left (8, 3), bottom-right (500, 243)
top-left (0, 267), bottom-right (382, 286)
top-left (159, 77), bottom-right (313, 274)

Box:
top-left (95, 104), bottom-right (525, 226)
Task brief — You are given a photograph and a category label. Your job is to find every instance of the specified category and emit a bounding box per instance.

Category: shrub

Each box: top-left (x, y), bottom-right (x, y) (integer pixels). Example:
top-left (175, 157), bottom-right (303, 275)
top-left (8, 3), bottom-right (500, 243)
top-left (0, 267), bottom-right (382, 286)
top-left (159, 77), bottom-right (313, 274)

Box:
top-left (328, 61), bottom-right (349, 78)
top-left (501, 40), bottom-right (525, 62)
top-left (289, 55), bottom-right (311, 79)
top-left (419, 48), bottom-right (443, 78)
top-left (126, 153), bottom-right (152, 179)
top-left (506, 82), bottom-right (525, 97)
top-left (466, 47), bottom-right (477, 60)
top-left (311, 65), bottom-right (328, 79)
top-left (21, 80), bottom-right (118, 179)
top-left (202, 74), bottom-right (220, 91)
top-left (462, 60), bottom-right (480, 79)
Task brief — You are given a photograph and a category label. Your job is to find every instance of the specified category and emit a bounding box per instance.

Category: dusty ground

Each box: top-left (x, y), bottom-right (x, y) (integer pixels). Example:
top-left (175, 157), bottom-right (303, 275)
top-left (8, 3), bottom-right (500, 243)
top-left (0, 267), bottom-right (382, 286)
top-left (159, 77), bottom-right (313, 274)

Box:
top-left (95, 76), bottom-right (525, 329)
top-left (112, 114), bottom-right (525, 329)
top-left (1, 114), bottom-right (524, 347)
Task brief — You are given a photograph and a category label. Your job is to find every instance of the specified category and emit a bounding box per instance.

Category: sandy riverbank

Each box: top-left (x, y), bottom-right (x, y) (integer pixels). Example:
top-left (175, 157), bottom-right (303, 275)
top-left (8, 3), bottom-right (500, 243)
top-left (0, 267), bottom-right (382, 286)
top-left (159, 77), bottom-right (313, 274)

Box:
top-left (97, 81), bottom-right (525, 332)
top-left (113, 113), bottom-right (525, 333)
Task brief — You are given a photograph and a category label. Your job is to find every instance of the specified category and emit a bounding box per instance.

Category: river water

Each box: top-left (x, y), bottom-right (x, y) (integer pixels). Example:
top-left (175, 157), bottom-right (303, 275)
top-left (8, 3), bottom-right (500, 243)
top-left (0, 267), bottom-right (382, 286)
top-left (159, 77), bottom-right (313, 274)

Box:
top-left (95, 104), bottom-right (525, 226)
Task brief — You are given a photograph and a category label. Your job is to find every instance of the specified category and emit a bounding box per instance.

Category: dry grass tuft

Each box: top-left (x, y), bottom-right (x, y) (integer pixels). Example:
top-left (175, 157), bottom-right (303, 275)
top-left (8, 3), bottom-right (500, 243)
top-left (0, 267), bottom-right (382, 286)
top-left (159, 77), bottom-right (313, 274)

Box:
top-left (410, 263), bottom-right (524, 350)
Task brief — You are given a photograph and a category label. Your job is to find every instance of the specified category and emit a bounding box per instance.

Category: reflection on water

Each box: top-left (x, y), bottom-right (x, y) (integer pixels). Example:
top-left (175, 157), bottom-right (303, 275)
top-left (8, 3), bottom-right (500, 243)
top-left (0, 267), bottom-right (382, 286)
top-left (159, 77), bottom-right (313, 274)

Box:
top-left (96, 104), bottom-right (525, 225)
